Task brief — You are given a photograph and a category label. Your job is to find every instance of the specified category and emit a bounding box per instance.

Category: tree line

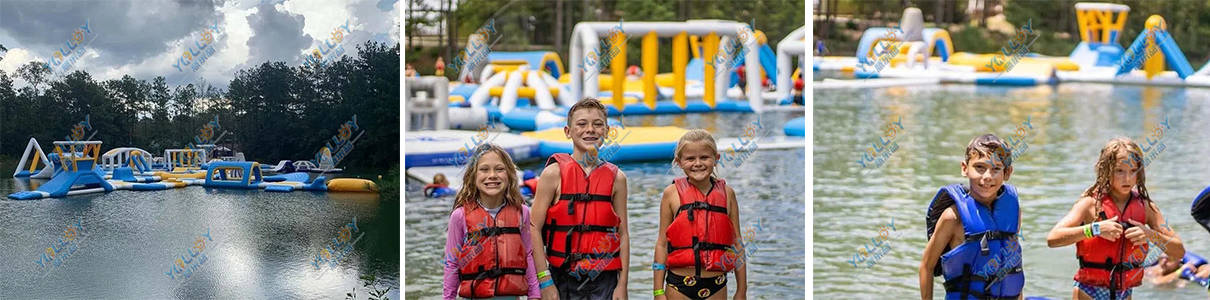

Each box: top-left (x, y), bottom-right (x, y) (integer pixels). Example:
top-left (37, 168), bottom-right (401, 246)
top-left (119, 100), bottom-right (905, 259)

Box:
top-left (0, 41), bottom-right (400, 173)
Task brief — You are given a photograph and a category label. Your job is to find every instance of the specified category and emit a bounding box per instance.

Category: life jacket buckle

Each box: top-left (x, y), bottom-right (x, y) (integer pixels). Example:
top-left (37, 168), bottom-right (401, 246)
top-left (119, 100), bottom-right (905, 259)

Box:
top-left (980, 233), bottom-right (990, 256)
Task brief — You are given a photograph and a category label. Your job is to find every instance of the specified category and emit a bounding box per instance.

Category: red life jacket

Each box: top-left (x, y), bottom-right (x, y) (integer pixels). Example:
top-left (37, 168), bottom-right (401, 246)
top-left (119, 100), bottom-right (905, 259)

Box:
top-left (524, 178), bottom-right (539, 193)
top-left (542, 153), bottom-right (622, 272)
top-left (1074, 192), bottom-right (1149, 291)
top-left (667, 177), bottom-right (737, 275)
top-left (457, 204), bottom-right (528, 298)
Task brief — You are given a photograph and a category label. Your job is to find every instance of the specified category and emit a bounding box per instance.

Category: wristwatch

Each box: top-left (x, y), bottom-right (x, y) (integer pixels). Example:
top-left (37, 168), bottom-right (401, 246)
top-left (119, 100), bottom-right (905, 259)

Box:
top-left (1091, 223), bottom-right (1101, 236)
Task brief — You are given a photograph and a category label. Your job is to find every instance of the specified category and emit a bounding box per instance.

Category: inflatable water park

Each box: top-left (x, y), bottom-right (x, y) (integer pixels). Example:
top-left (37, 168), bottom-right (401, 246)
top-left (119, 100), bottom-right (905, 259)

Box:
top-left (8, 138), bottom-right (379, 200)
top-left (405, 20), bottom-right (808, 192)
top-left (814, 2), bottom-right (1210, 88)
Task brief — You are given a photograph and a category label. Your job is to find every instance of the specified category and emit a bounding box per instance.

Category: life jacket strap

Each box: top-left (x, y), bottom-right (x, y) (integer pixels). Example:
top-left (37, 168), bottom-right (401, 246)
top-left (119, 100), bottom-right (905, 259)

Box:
top-left (676, 201), bottom-right (728, 222)
top-left (470, 226), bottom-right (521, 238)
top-left (558, 193), bottom-right (613, 215)
top-left (963, 231), bottom-right (1017, 255)
top-left (459, 266), bottom-right (527, 281)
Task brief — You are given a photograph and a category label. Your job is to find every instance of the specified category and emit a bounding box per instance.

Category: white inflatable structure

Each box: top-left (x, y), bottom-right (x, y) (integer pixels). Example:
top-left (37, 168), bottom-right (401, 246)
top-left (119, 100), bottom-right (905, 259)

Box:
top-left (14, 138), bottom-right (54, 179)
top-left (569, 20), bottom-right (763, 111)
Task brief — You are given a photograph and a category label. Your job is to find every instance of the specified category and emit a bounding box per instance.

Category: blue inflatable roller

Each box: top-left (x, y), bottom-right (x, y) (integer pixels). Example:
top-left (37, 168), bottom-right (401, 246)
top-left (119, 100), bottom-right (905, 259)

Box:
top-left (264, 172), bottom-right (309, 183)
top-left (265, 185), bottom-right (295, 193)
top-left (784, 116), bottom-right (806, 137)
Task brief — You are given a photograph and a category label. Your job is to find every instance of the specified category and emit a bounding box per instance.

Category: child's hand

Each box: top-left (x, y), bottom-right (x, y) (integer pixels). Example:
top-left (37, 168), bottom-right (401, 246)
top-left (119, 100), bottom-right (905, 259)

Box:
top-left (1096, 216), bottom-right (1124, 241)
top-left (1124, 219), bottom-right (1152, 246)
top-left (541, 284), bottom-right (560, 300)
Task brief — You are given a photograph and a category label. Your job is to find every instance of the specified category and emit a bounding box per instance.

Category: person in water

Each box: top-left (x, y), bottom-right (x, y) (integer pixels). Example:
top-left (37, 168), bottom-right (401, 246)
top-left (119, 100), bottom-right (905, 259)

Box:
top-left (1147, 253), bottom-right (1210, 288)
top-left (530, 98), bottom-right (630, 300)
top-left (652, 129), bottom-right (748, 300)
top-left (426, 173), bottom-right (456, 197)
top-left (920, 134), bottom-right (1025, 300)
top-left (441, 144), bottom-right (540, 300)
top-left (1046, 137), bottom-right (1184, 300)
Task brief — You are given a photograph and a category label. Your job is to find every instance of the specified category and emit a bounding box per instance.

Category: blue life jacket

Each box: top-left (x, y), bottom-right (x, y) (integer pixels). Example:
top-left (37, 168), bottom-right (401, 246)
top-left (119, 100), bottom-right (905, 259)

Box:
top-left (1180, 252), bottom-right (1209, 281)
top-left (925, 184), bottom-right (1025, 300)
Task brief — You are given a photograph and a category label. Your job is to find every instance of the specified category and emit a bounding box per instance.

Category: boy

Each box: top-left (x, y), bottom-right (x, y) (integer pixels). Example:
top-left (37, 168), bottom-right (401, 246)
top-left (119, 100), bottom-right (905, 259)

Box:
top-left (530, 98), bottom-right (630, 300)
top-left (920, 134), bottom-right (1025, 300)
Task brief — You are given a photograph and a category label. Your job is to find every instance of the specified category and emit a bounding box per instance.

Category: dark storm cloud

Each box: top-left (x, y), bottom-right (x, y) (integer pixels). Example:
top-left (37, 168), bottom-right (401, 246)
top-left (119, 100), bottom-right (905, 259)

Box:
top-left (243, 2), bottom-right (312, 67)
top-left (0, 0), bottom-right (222, 66)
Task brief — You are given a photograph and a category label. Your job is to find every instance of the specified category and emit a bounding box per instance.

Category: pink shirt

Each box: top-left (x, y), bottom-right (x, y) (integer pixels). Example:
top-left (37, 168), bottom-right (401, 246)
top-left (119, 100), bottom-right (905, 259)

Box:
top-left (443, 204), bottom-right (540, 300)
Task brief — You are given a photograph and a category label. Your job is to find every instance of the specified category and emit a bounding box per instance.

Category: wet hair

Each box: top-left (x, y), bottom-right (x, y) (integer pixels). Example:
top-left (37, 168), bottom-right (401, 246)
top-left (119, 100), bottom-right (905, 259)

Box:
top-left (433, 173), bottom-right (449, 186)
top-left (451, 144), bottom-right (525, 211)
top-left (965, 134), bottom-right (1013, 168)
top-left (1081, 137), bottom-right (1150, 200)
top-left (566, 97), bottom-right (608, 127)
top-left (673, 129), bottom-right (720, 176)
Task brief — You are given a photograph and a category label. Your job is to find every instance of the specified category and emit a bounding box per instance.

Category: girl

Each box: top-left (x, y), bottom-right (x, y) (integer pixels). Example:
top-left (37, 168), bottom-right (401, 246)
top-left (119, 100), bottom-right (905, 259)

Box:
top-left (653, 129), bottom-right (748, 300)
top-left (442, 144), bottom-right (540, 300)
top-left (1046, 137), bottom-right (1185, 300)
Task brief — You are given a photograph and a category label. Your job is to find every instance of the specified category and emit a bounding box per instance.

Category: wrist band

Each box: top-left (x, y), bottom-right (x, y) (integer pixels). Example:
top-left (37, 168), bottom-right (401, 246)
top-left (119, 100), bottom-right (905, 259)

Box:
top-left (652, 262), bottom-right (666, 271)
top-left (539, 278), bottom-right (555, 289)
top-left (1084, 225), bottom-right (1092, 238)
top-left (537, 270), bottom-right (550, 279)
top-left (654, 289), bottom-right (666, 296)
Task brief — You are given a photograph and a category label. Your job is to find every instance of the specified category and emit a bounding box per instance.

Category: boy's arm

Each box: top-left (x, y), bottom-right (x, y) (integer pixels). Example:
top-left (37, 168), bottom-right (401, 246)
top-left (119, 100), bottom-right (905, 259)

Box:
top-left (727, 186), bottom-right (747, 299)
top-left (920, 207), bottom-right (956, 300)
top-left (653, 185), bottom-right (676, 298)
top-left (529, 166), bottom-right (561, 296)
top-left (1046, 197), bottom-right (1095, 248)
top-left (613, 170), bottom-right (630, 299)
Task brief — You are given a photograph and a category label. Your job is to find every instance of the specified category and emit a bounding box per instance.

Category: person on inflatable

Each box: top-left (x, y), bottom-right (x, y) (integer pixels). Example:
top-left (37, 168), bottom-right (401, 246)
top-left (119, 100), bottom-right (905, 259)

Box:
top-left (652, 129), bottom-right (747, 300)
top-left (1148, 252), bottom-right (1210, 288)
top-left (920, 134), bottom-right (1025, 300)
top-left (426, 173), bottom-right (457, 198)
top-left (530, 98), bottom-right (630, 300)
top-left (441, 144), bottom-right (541, 300)
top-left (1046, 137), bottom-right (1185, 300)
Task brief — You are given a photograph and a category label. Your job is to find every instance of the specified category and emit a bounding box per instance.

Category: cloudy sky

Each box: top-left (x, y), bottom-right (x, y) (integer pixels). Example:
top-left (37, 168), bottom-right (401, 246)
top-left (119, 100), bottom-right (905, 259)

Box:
top-left (0, 0), bottom-right (400, 90)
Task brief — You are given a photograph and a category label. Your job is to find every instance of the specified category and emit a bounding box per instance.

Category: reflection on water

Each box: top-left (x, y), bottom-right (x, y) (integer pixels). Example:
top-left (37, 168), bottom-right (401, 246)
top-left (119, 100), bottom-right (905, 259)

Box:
top-left (814, 83), bottom-right (1210, 299)
top-left (405, 112), bottom-right (806, 299)
top-left (0, 177), bottom-right (399, 299)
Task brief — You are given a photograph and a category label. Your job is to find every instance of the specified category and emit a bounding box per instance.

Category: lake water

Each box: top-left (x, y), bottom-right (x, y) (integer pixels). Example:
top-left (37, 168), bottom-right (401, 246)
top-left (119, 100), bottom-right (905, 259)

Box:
top-left (0, 174), bottom-right (400, 299)
top-left (404, 111), bottom-right (807, 299)
top-left (813, 83), bottom-right (1210, 299)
